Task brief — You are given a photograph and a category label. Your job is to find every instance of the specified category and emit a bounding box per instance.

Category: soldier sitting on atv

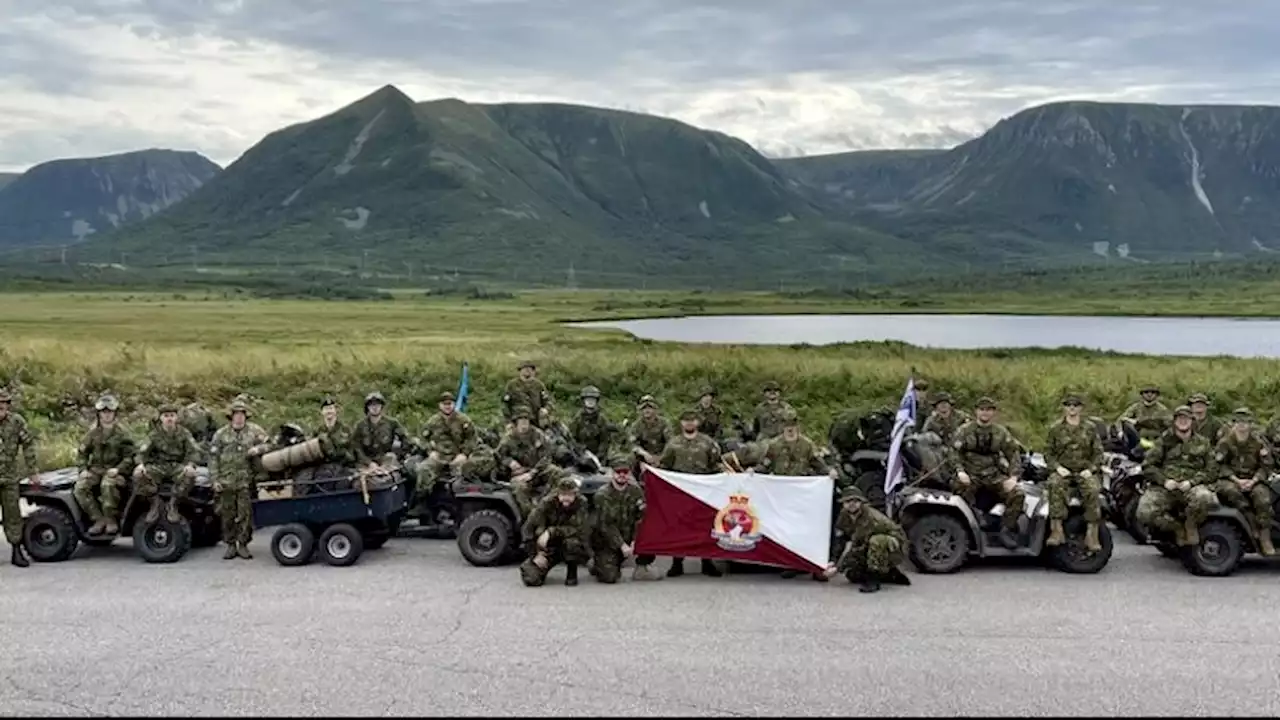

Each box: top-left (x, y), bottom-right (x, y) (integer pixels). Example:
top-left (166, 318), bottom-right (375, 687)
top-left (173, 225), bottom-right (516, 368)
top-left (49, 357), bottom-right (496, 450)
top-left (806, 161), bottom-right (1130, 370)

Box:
top-left (133, 402), bottom-right (203, 525)
top-left (497, 406), bottom-right (564, 516)
top-left (74, 393), bottom-right (137, 537)
top-left (413, 390), bottom-right (478, 506)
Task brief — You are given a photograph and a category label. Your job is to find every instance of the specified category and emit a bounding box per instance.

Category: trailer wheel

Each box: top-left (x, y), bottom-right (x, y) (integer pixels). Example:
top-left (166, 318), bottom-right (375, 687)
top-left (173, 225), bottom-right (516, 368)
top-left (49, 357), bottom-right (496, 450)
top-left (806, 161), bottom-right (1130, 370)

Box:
top-left (318, 523), bottom-right (364, 567)
top-left (271, 523), bottom-right (316, 566)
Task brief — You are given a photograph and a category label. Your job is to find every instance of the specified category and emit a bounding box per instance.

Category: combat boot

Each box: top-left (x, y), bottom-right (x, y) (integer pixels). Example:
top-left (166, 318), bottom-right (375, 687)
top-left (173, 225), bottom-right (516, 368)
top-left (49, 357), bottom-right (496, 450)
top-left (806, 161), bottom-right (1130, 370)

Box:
top-left (103, 519), bottom-right (119, 536)
top-left (632, 565), bottom-right (662, 581)
top-left (1046, 519), bottom-right (1065, 547)
top-left (997, 526), bottom-right (1019, 550)
top-left (236, 543), bottom-right (253, 560)
top-left (565, 563), bottom-right (579, 586)
top-left (165, 499), bottom-right (182, 524)
top-left (1183, 516), bottom-right (1200, 546)
top-left (1258, 530), bottom-right (1276, 557)
top-left (700, 559), bottom-right (723, 577)
top-left (666, 558), bottom-right (685, 578)
top-left (886, 566), bottom-right (912, 586)
top-left (87, 518), bottom-right (108, 536)
top-left (780, 569), bottom-right (799, 579)
top-left (1084, 523), bottom-right (1102, 553)
top-left (223, 544), bottom-right (238, 560)
top-left (858, 577), bottom-right (881, 593)
top-left (143, 497), bottom-right (162, 524)
top-left (11, 543), bottom-right (30, 568)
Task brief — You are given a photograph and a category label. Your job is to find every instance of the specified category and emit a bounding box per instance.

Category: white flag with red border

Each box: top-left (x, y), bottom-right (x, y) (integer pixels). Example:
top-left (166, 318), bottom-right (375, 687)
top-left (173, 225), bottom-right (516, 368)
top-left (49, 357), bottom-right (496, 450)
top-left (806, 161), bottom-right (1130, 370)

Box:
top-left (634, 465), bottom-right (833, 574)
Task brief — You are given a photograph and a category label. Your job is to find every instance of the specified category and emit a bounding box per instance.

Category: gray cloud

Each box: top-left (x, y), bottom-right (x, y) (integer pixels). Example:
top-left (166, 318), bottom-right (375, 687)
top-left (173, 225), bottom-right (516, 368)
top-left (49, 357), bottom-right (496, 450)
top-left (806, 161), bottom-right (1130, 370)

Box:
top-left (2, 0), bottom-right (1280, 170)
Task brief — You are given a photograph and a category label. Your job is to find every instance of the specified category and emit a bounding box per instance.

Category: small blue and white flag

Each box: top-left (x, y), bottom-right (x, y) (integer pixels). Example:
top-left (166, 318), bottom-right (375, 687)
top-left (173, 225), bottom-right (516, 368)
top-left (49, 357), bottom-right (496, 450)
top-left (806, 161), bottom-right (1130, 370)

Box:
top-left (884, 377), bottom-right (918, 501)
top-left (455, 362), bottom-right (471, 413)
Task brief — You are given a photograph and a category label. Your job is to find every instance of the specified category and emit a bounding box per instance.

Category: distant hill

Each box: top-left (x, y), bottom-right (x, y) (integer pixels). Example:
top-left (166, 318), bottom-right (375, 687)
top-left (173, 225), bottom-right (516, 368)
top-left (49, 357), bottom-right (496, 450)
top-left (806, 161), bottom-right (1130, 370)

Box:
top-left (0, 150), bottom-right (221, 248)
top-left (0, 172), bottom-right (17, 190)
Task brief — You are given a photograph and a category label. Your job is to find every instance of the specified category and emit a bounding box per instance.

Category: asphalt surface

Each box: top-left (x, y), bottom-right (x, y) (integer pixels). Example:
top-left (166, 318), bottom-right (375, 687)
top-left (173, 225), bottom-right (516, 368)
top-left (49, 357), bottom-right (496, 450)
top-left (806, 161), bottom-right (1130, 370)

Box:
top-left (2, 530), bottom-right (1279, 717)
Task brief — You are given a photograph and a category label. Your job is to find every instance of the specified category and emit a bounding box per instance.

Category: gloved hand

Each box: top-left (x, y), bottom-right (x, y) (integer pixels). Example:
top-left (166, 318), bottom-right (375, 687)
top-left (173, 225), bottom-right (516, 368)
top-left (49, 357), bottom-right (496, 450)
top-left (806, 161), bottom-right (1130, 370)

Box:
top-left (957, 471), bottom-right (971, 485)
top-left (1178, 480), bottom-right (1191, 492)
top-left (1055, 465), bottom-right (1070, 478)
top-left (1164, 480), bottom-right (1177, 492)
top-left (823, 563), bottom-right (838, 578)
top-left (537, 530), bottom-right (550, 549)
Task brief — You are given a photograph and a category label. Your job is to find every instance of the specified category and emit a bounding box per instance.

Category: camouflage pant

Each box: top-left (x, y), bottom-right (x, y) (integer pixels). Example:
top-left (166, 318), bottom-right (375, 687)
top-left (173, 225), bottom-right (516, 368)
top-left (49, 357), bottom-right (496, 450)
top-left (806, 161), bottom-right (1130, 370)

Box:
top-left (954, 477), bottom-right (1025, 531)
top-left (511, 466), bottom-right (564, 517)
top-left (133, 463), bottom-right (194, 500)
top-left (415, 455), bottom-right (462, 500)
top-left (217, 484), bottom-right (254, 546)
top-left (1045, 473), bottom-right (1102, 522)
top-left (1213, 480), bottom-right (1274, 531)
top-left (0, 477), bottom-right (20, 545)
top-left (590, 544), bottom-right (653, 583)
top-left (73, 468), bottom-right (126, 521)
top-left (838, 534), bottom-right (904, 580)
top-left (519, 537), bottom-right (590, 586)
top-left (1136, 485), bottom-right (1216, 532)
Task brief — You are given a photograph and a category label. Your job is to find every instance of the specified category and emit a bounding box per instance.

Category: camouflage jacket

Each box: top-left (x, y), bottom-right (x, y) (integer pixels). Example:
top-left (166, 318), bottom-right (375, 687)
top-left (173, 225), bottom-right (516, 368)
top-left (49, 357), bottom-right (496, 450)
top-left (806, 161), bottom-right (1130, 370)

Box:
top-left (314, 420), bottom-right (355, 465)
top-left (1147, 430), bottom-right (1215, 486)
top-left (1043, 418), bottom-right (1103, 474)
top-left (761, 435), bottom-right (829, 476)
top-left (835, 505), bottom-right (906, 557)
top-left (628, 415), bottom-right (670, 457)
top-left (922, 411), bottom-right (970, 446)
top-left (1193, 415), bottom-right (1225, 443)
top-left (77, 423), bottom-right (137, 475)
top-left (503, 377), bottom-right (552, 424)
top-left (351, 416), bottom-right (409, 465)
top-left (421, 411), bottom-right (478, 458)
top-left (1214, 432), bottom-right (1274, 483)
top-left (209, 422), bottom-right (271, 484)
top-left (726, 441), bottom-right (767, 470)
top-left (1119, 400), bottom-right (1172, 440)
top-left (137, 425), bottom-right (201, 469)
top-left (522, 494), bottom-right (590, 547)
top-left (180, 402), bottom-right (218, 445)
top-left (591, 480), bottom-right (645, 550)
top-left (496, 427), bottom-right (552, 473)
top-left (693, 402), bottom-right (724, 440)
top-left (952, 422), bottom-right (1020, 481)
top-left (0, 412), bottom-right (39, 477)
top-left (658, 433), bottom-right (721, 474)
top-left (1266, 416), bottom-right (1280, 449)
top-left (568, 409), bottom-right (616, 459)
top-left (753, 400), bottom-right (796, 441)
top-left (827, 409), bottom-right (863, 456)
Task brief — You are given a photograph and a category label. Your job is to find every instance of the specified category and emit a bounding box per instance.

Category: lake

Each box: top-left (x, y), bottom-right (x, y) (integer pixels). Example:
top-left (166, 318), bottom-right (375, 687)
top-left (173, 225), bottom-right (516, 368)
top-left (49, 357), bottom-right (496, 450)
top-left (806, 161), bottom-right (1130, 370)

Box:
top-left (567, 314), bottom-right (1280, 358)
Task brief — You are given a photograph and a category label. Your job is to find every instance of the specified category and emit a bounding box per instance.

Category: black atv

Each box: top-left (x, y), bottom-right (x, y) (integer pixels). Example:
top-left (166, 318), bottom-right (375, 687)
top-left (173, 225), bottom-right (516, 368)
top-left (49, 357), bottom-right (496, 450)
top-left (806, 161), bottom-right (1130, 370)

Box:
top-left (1102, 452), bottom-right (1148, 543)
top-left (19, 466), bottom-right (219, 564)
top-left (1149, 475), bottom-right (1280, 577)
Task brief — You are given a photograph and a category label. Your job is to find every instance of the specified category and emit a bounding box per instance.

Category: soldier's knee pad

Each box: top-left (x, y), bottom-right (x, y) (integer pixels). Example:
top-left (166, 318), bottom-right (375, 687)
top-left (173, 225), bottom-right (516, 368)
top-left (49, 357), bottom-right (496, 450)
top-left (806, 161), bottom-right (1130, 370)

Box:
top-left (519, 562), bottom-right (546, 587)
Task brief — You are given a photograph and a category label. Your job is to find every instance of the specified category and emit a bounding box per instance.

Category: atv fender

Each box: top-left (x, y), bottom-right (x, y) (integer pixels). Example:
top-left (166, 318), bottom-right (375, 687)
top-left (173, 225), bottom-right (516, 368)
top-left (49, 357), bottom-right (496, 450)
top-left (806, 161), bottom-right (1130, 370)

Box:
top-left (895, 488), bottom-right (983, 557)
top-left (1201, 506), bottom-right (1259, 555)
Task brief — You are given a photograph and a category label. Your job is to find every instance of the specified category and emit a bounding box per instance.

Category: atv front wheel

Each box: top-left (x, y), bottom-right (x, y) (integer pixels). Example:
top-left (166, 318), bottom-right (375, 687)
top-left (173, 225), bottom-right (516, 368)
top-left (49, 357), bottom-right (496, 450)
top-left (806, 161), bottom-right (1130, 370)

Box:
top-left (133, 517), bottom-right (193, 564)
top-left (1049, 515), bottom-right (1113, 574)
top-left (1182, 519), bottom-right (1244, 577)
top-left (457, 509), bottom-right (515, 567)
top-left (23, 507), bottom-right (79, 562)
top-left (907, 514), bottom-right (970, 574)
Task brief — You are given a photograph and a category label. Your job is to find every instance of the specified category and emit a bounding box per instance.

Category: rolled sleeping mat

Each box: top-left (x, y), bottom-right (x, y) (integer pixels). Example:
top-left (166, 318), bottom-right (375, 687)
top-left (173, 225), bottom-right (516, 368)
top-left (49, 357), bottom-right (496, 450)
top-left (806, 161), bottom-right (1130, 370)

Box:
top-left (260, 438), bottom-right (324, 473)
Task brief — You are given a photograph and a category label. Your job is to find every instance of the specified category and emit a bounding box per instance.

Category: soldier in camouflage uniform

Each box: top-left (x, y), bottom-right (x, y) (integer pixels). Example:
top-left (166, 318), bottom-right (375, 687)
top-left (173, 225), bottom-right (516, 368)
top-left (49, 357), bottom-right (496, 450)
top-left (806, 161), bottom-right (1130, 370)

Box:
top-left (761, 411), bottom-right (835, 478)
top-left (314, 397), bottom-right (355, 466)
top-left (722, 440), bottom-right (767, 473)
top-left (752, 381), bottom-right (796, 441)
top-left (416, 391), bottom-right (478, 503)
top-left (1188, 393), bottom-right (1224, 442)
top-left (502, 360), bottom-right (553, 429)
top-left (1136, 406), bottom-right (1218, 546)
top-left (921, 392), bottom-right (969, 446)
top-left (1118, 385), bottom-right (1172, 443)
top-left (590, 466), bottom-right (659, 582)
top-left (951, 397), bottom-right (1024, 549)
top-left (351, 391), bottom-right (409, 470)
top-left (1213, 408), bottom-right (1276, 555)
top-left (209, 399), bottom-right (271, 559)
top-left (74, 393), bottom-right (137, 537)
top-left (1043, 394), bottom-right (1104, 551)
top-left (627, 395), bottom-right (670, 476)
top-left (520, 476), bottom-right (591, 587)
top-left (827, 486), bottom-right (911, 593)
top-left (568, 386), bottom-right (617, 462)
top-left (133, 402), bottom-right (203, 525)
top-left (0, 388), bottom-right (38, 567)
top-left (912, 378), bottom-right (931, 432)
top-left (179, 395), bottom-right (217, 450)
top-left (498, 406), bottom-right (562, 517)
top-left (658, 409), bottom-right (724, 578)
top-left (693, 385), bottom-right (724, 442)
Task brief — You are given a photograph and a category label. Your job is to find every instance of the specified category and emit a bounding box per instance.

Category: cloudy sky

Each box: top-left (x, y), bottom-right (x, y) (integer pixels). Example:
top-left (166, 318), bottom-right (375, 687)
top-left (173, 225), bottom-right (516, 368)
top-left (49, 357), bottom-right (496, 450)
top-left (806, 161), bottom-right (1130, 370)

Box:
top-left (2, 0), bottom-right (1278, 172)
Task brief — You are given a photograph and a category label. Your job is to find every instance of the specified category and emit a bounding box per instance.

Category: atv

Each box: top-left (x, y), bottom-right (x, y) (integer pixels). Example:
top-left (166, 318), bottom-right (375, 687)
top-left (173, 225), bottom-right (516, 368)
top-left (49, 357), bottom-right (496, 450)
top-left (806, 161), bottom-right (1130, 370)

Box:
top-left (19, 465), bottom-right (219, 564)
top-left (1101, 452), bottom-right (1148, 543)
top-left (1149, 475), bottom-right (1280, 577)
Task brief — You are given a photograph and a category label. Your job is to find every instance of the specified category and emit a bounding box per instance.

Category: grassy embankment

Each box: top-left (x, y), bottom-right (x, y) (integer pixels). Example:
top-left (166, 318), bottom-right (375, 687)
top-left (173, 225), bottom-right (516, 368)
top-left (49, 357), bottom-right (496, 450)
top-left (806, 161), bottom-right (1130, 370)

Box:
top-left (1, 284), bottom-right (1279, 468)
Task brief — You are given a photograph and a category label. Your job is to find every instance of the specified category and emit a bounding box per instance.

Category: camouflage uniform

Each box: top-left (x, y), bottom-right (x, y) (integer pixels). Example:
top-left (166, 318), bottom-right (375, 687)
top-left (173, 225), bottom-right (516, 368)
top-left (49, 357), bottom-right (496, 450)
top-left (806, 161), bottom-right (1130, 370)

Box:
top-left (568, 386), bottom-right (617, 460)
top-left (761, 429), bottom-right (830, 476)
top-left (497, 409), bottom-right (562, 516)
top-left (209, 401), bottom-right (271, 558)
top-left (693, 386), bottom-right (724, 441)
top-left (658, 410), bottom-right (724, 578)
top-left (952, 398), bottom-right (1024, 538)
top-left (1042, 395), bottom-right (1104, 550)
top-left (722, 440), bottom-right (767, 473)
top-left (502, 361), bottom-right (553, 428)
top-left (73, 395), bottom-right (137, 535)
top-left (1186, 393), bottom-right (1223, 443)
top-left (912, 379), bottom-right (931, 433)
top-left (827, 409), bottom-right (863, 458)
top-left (1265, 415), bottom-right (1280, 450)
top-left (920, 393), bottom-right (970, 446)
top-left (520, 477), bottom-right (591, 587)
top-left (833, 486), bottom-right (909, 592)
top-left (1119, 386), bottom-right (1172, 442)
top-left (1213, 409), bottom-right (1275, 554)
top-left (417, 392), bottom-right (478, 497)
top-left (351, 392), bottom-right (409, 467)
top-left (133, 406), bottom-right (203, 524)
top-left (627, 396), bottom-right (670, 475)
top-left (180, 401), bottom-right (218, 448)
top-left (590, 477), bottom-right (654, 582)
top-left (1137, 406), bottom-right (1218, 545)
top-left (0, 391), bottom-right (38, 558)
top-left (752, 381), bottom-right (796, 441)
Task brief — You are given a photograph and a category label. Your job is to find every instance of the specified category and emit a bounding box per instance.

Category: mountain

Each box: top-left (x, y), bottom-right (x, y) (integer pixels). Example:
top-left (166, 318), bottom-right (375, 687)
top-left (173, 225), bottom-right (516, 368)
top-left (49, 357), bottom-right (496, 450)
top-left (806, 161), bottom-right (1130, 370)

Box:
top-left (776, 102), bottom-right (1280, 262)
top-left (94, 86), bottom-right (927, 285)
top-left (0, 150), bottom-right (221, 248)
top-left (0, 173), bottom-right (17, 190)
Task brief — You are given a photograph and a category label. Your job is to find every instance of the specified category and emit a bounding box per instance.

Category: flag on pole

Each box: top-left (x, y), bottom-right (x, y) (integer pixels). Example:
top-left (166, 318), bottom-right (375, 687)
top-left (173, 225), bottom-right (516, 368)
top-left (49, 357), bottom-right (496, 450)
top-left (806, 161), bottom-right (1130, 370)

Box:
top-left (455, 362), bottom-right (470, 413)
top-left (634, 466), bottom-right (833, 574)
top-left (884, 377), bottom-right (917, 501)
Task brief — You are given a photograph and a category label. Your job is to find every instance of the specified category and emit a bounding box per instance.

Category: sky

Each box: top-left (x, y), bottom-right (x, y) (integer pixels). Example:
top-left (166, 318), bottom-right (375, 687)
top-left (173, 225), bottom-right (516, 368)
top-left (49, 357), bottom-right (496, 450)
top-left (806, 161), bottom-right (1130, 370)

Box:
top-left (2, 0), bottom-right (1279, 172)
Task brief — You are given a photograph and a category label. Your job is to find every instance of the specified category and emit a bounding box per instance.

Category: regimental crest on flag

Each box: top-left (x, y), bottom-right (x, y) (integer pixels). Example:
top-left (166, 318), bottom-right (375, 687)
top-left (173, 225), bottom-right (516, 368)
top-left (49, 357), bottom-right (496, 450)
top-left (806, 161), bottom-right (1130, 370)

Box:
top-left (710, 492), bottom-right (762, 551)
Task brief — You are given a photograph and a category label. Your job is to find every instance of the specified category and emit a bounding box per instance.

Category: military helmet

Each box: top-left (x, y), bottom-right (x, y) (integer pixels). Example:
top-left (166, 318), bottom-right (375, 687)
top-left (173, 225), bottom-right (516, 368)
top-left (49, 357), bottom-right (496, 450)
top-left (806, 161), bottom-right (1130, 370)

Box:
top-left (158, 401), bottom-right (180, 415)
top-left (580, 385), bottom-right (601, 400)
top-left (781, 409), bottom-right (800, 426)
top-left (320, 396), bottom-right (338, 408)
top-left (1173, 405), bottom-right (1193, 418)
top-left (1187, 393), bottom-right (1210, 405)
top-left (679, 408), bottom-right (700, 422)
top-left (555, 476), bottom-right (580, 493)
top-left (931, 392), bottom-right (953, 406)
top-left (1231, 407), bottom-right (1254, 422)
top-left (439, 391), bottom-right (455, 403)
top-left (1061, 393), bottom-right (1084, 406)
top-left (762, 380), bottom-right (781, 392)
top-left (94, 393), bottom-right (121, 412)
top-left (511, 405), bottom-right (533, 421)
top-left (698, 385), bottom-right (716, 397)
top-left (637, 394), bottom-right (658, 409)
top-left (519, 359), bottom-right (536, 370)
top-left (976, 396), bottom-right (997, 410)
top-left (1140, 384), bottom-right (1160, 394)
top-left (914, 378), bottom-right (930, 391)
top-left (0, 389), bottom-right (11, 403)
top-left (840, 486), bottom-right (867, 503)
top-left (227, 399), bottom-right (252, 418)
top-left (364, 391), bottom-right (386, 407)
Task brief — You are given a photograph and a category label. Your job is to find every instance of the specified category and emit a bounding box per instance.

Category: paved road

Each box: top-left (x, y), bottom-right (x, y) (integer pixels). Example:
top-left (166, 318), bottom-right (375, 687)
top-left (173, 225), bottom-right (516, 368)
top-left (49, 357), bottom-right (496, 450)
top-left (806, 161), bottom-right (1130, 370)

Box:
top-left (1, 531), bottom-right (1278, 717)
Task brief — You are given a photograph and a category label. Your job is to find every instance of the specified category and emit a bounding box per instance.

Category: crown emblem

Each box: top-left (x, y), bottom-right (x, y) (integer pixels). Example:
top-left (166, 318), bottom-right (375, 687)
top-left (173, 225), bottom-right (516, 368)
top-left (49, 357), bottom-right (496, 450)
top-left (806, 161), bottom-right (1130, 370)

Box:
top-left (727, 492), bottom-right (750, 506)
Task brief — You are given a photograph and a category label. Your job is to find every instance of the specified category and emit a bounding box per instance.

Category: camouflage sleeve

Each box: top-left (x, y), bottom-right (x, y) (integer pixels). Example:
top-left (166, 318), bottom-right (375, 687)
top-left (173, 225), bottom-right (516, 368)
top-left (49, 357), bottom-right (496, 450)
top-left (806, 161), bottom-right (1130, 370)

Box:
top-left (656, 440), bottom-right (676, 470)
top-left (1213, 439), bottom-right (1233, 480)
top-left (708, 439), bottom-right (722, 471)
top-left (539, 384), bottom-right (553, 412)
top-left (1042, 425), bottom-right (1062, 470)
top-left (1118, 402), bottom-right (1140, 423)
top-left (532, 435), bottom-right (553, 471)
top-left (495, 436), bottom-right (516, 469)
top-left (1088, 425), bottom-right (1104, 471)
top-left (208, 429), bottom-right (223, 480)
top-left (567, 500), bottom-right (591, 545)
top-left (596, 498), bottom-right (626, 551)
top-left (18, 417), bottom-right (38, 473)
top-left (521, 500), bottom-right (547, 541)
top-left (136, 435), bottom-right (154, 467)
top-left (807, 442), bottom-right (828, 476)
top-left (460, 419), bottom-right (478, 455)
top-left (116, 434), bottom-right (138, 475)
top-left (76, 431), bottom-right (92, 472)
top-left (1000, 428), bottom-right (1021, 474)
top-left (393, 419), bottom-right (410, 453)
top-left (351, 424), bottom-right (373, 465)
top-left (1258, 442), bottom-right (1274, 482)
top-left (183, 429), bottom-right (201, 466)
top-left (501, 380), bottom-right (517, 420)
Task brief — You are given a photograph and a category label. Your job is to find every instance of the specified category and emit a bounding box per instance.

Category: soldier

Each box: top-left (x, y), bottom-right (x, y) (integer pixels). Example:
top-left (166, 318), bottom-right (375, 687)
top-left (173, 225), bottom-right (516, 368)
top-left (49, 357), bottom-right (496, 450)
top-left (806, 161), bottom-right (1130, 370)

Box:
top-left (1118, 385), bottom-right (1172, 442)
top-left (921, 392), bottom-right (969, 446)
top-left (133, 402), bottom-right (203, 525)
top-left (314, 397), bottom-right (355, 466)
top-left (520, 476), bottom-right (591, 587)
top-left (351, 391), bottom-right (409, 470)
top-left (658, 409), bottom-right (724, 578)
top-left (752, 381), bottom-right (796, 441)
top-left (826, 486), bottom-right (911, 593)
top-left (73, 393), bottom-right (137, 537)
top-left (1213, 408), bottom-right (1275, 556)
top-left (416, 391), bottom-right (478, 504)
top-left (912, 378), bottom-right (932, 431)
top-left (209, 399), bottom-right (271, 560)
top-left (568, 385), bottom-right (616, 462)
top-left (1136, 406), bottom-right (1217, 546)
top-left (952, 397), bottom-right (1024, 549)
top-left (722, 441), bottom-right (767, 473)
top-left (761, 411), bottom-right (837, 581)
top-left (0, 388), bottom-right (38, 567)
top-left (502, 360), bottom-right (553, 429)
top-left (1188, 393), bottom-right (1224, 442)
top-left (627, 395), bottom-right (670, 477)
top-left (1043, 394), bottom-right (1104, 551)
top-left (693, 385), bottom-right (724, 441)
top-left (497, 406), bottom-right (562, 516)
top-left (178, 389), bottom-right (218, 449)
top-left (590, 463), bottom-right (659, 582)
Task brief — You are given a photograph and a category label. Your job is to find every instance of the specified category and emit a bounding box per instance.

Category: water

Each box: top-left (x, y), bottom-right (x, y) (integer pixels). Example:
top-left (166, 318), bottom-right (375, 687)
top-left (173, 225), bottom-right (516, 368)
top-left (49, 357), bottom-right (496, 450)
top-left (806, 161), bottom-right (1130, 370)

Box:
top-left (568, 314), bottom-right (1280, 358)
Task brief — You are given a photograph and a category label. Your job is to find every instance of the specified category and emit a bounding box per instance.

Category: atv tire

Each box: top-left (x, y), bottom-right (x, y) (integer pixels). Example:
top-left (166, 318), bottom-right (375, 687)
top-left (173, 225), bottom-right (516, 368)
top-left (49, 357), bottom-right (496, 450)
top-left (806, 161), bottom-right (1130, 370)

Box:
top-left (907, 513), bottom-right (970, 574)
top-left (133, 517), bottom-right (193, 564)
top-left (457, 509), bottom-right (515, 567)
top-left (1049, 515), bottom-right (1113, 574)
top-left (1124, 497), bottom-right (1150, 545)
top-left (22, 507), bottom-right (79, 563)
top-left (1182, 519), bottom-right (1245, 577)
top-left (271, 523), bottom-right (315, 566)
top-left (318, 523), bottom-right (364, 567)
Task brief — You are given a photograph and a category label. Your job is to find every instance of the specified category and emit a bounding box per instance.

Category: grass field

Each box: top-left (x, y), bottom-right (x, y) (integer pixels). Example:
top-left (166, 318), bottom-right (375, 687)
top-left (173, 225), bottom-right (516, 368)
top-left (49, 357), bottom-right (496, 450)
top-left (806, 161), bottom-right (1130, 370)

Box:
top-left (2, 286), bottom-right (1280, 468)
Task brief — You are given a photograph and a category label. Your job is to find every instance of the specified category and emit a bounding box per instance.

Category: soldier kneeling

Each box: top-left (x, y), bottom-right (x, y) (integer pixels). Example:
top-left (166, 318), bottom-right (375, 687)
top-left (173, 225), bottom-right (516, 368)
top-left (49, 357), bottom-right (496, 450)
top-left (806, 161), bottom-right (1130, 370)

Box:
top-left (827, 486), bottom-right (912, 593)
top-left (520, 477), bottom-right (591, 587)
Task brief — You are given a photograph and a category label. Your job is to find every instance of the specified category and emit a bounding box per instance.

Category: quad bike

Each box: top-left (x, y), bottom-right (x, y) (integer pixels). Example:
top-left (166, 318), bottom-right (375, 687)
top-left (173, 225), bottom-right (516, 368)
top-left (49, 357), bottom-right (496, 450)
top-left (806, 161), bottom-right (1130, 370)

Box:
top-left (1146, 474), bottom-right (1280, 577)
top-left (1101, 452), bottom-right (1148, 543)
